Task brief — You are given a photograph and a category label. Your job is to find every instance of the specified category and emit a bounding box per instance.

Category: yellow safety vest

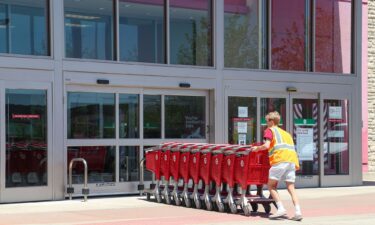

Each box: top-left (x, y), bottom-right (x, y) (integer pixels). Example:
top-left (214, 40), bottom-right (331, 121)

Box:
top-left (269, 127), bottom-right (300, 170)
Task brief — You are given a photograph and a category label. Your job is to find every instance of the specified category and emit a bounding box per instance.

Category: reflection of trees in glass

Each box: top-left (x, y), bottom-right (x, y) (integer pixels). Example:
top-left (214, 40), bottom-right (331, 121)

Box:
top-left (315, 2), bottom-right (344, 73)
top-left (176, 17), bottom-right (211, 66)
top-left (271, 18), bottom-right (305, 71)
top-left (224, 14), bottom-right (259, 68)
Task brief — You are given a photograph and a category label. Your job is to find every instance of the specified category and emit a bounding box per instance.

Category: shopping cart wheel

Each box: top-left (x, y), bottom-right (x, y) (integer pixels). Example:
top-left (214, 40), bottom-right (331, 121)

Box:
top-left (194, 199), bottom-right (201, 209)
top-left (217, 202), bottom-right (225, 213)
top-left (243, 205), bottom-right (251, 216)
top-left (184, 197), bottom-right (191, 208)
top-left (174, 195), bottom-right (181, 206)
top-left (205, 200), bottom-right (213, 211)
top-left (263, 203), bottom-right (271, 214)
top-left (229, 204), bottom-right (237, 214)
top-left (156, 194), bottom-right (162, 203)
top-left (146, 193), bottom-right (151, 201)
top-left (250, 203), bottom-right (258, 212)
top-left (165, 195), bottom-right (171, 205)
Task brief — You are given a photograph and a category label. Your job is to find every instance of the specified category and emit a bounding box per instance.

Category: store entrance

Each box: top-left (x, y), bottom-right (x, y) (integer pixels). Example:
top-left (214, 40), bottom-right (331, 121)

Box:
top-left (226, 91), bottom-right (319, 187)
top-left (65, 85), bottom-right (210, 195)
top-left (0, 81), bottom-right (52, 203)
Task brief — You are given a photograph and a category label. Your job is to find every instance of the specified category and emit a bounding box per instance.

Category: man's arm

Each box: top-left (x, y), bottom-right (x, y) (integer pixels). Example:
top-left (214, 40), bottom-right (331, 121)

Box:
top-left (251, 140), bottom-right (270, 152)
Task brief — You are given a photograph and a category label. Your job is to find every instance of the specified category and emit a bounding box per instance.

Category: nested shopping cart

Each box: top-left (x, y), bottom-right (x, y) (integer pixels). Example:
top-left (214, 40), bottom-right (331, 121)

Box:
top-left (141, 142), bottom-right (274, 216)
top-left (143, 142), bottom-right (176, 203)
top-left (168, 143), bottom-right (199, 205)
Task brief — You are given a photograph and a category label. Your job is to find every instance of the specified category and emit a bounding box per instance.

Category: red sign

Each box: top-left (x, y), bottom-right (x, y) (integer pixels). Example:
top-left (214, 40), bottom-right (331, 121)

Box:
top-left (232, 117), bottom-right (252, 122)
top-left (12, 114), bottom-right (40, 119)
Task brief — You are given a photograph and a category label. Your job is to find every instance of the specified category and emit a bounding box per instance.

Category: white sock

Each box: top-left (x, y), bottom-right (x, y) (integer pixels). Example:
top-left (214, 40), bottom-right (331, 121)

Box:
top-left (295, 205), bottom-right (302, 215)
top-left (276, 201), bottom-right (285, 212)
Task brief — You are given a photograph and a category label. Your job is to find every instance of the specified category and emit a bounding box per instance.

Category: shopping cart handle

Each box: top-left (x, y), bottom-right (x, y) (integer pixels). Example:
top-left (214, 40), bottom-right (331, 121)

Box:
top-left (212, 149), bottom-right (224, 154)
top-left (224, 150), bottom-right (235, 155)
top-left (236, 150), bottom-right (251, 156)
top-left (201, 149), bottom-right (212, 153)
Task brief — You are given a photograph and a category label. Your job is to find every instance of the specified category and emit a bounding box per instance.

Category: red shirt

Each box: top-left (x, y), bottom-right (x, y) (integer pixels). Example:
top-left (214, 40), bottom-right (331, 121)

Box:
top-left (263, 128), bottom-right (273, 142)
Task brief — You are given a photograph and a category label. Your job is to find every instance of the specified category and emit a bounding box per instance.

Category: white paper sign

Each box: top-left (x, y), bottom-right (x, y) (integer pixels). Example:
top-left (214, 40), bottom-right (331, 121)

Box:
top-left (237, 122), bottom-right (248, 133)
top-left (238, 134), bottom-right (246, 145)
top-left (328, 130), bottom-right (345, 138)
top-left (296, 128), bottom-right (314, 161)
top-left (329, 106), bottom-right (342, 120)
top-left (238, 107), bottom-right (248, 118)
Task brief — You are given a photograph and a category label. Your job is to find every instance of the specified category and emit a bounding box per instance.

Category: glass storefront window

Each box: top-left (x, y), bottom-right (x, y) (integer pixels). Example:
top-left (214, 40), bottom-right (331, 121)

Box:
top-left (0, 0), bottom-right (49, 56)
top-left (224, 0), bottom-right (261, 69)
top-left (119, 146), bottom-right (140, 182)
top-left (6, 89), bottom-right (47, 187)
top-left (293, 99), bottom-right (319, 175)
top-left (119, 0), bottom-right (165, 63)
top-left (67, 146), bottom-right (115, 183)
top-left (260, 98), bottom-right (286, 140)
top-left (143, 95), bottom-right (161, 138)
top-left (119, 94), bottom-right (139, 138)
top-left (271, 0), bottom-right (305, 71)
top-left (170, 0), bottom-right (212, 66)
top-left (324, 100), bottom-right (349, 175)
top-left (165, 95), bottom-right (206, 139)
top-left (68, 92), bottom-right (115, 139)
top-left (64, 0), bottom-right (114, 60)
top-left (315, 0), bottom-right (352, 74)
top-left (228, 97), bottom-right (257, 145)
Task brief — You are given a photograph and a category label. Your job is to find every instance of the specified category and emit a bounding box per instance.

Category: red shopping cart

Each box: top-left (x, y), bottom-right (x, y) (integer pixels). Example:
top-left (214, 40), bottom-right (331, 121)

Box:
top-left (232, 143), bottom-right (274, 216)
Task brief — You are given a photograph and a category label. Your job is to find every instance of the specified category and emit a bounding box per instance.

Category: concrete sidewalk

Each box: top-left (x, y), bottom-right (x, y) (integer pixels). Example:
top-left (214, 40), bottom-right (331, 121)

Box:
top-left (0, 174), bottom-right (375, 225)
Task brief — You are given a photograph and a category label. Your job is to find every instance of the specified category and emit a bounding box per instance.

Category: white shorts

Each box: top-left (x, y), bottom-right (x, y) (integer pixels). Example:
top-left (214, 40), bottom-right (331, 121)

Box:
top-left (269, 162), bottom-right (296, 183)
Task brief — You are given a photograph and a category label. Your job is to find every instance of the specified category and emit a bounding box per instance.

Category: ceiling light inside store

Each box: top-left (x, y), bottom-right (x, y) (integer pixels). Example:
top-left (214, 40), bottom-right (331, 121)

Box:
top-left (0, 25), bottom-right (14, 29)
top-left (65, 14), bottom-right (100, 20)
top-left (65, 23), bottom-right (90, 28)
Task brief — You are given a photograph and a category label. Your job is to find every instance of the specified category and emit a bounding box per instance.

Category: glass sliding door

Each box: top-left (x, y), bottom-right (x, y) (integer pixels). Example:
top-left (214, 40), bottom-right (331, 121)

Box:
top-left (323, 99), bottom-right (349, 175)
top-left (227, 91), bottom-right (320, 187)
top-left (6, 89), bottom-right (47, 187)
top-left (1, 82), bottom-right (52, 203)
top-left (228, 97), bottom-right (257, 145)
top-left (65, 86), bottom-right (209, 195)
top-left (292, 98), bottom-right (319, 176)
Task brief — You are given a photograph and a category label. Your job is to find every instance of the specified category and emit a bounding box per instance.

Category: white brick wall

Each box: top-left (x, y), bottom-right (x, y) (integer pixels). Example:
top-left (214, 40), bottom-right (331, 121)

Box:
top-left (368, 0), bottom-right (375, 171)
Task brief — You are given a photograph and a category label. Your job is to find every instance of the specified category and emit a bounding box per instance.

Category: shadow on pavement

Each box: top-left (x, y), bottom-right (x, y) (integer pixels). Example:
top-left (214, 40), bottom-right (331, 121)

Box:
top-left (362, 181), bottom-right (375, 186)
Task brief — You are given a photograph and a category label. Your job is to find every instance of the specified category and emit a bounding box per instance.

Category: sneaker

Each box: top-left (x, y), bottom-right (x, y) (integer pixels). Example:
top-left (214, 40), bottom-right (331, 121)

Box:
top-left (290, 214), bottom-right (303, 221)
top-left (269, 210), bottom-right (287, 219)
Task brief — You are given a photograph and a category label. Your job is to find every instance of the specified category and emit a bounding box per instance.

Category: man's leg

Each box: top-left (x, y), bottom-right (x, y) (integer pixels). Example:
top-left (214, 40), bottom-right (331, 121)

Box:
top-left (268, 179), bottom-right (286, 219)
top-left (268, 179), bottom-right (280, 202)
top-left (286, 181), bottom-right (302, 221)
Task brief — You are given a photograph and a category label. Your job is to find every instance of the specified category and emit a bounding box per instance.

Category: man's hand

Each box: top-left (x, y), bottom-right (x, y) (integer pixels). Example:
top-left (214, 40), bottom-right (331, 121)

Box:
top-left (250, 146), bottom-right (258, 152)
